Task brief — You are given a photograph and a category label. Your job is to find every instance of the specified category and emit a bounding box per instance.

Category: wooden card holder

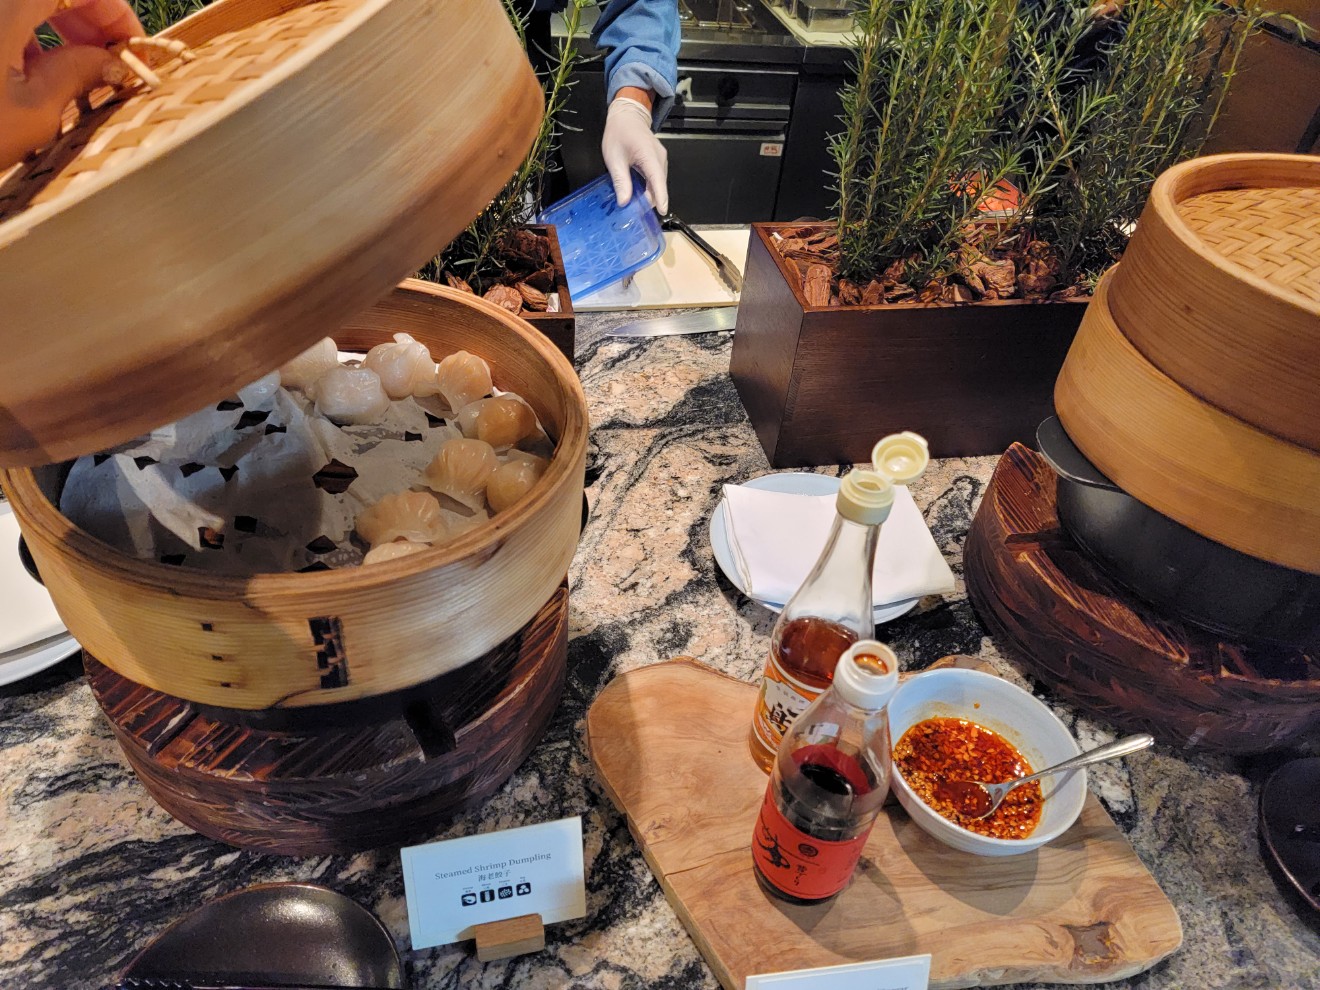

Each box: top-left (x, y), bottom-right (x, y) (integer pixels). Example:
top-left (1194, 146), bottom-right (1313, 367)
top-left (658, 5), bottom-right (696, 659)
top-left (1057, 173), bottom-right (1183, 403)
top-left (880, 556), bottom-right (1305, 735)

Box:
top-left (474, 913), bottom-right (545, 962)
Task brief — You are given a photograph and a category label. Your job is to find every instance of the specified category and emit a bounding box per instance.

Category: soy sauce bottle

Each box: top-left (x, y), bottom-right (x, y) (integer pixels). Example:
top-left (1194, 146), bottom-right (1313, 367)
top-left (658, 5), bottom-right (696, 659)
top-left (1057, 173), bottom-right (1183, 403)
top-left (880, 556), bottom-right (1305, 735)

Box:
top-left (751, 640), bottom-right (899, 905)
top-left (748, 432), bottom-right (929, 773)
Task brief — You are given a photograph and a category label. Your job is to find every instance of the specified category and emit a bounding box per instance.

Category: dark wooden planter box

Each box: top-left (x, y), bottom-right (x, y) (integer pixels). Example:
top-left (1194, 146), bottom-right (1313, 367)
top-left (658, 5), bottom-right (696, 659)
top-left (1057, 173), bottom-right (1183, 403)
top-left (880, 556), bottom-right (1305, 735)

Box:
top-left (521, 223), bottom-right (576, 365)
top-left (730, 223), bottom-right (1088, 466)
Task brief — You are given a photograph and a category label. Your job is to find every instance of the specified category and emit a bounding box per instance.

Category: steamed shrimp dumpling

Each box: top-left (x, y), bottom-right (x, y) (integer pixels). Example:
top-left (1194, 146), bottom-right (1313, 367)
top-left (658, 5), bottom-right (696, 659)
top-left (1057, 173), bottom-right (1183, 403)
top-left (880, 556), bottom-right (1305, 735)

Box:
top-left (312, 366), bottom-right (391, 425)
top-left (364, 332), bottom-right (439, 399)
top-left (487, 456), bottom-right (548, 514)
top-left (435, 350), bottom-right (492, 411)
top-left (280, 337), bottom-right (339, 391)
top-left (422, 438), bottom-right (499, 511)
top-left (506, 449), bottom-right (549, 470)
top-left (457, 395), bottom-right (537, 448)
top-left (237, 370), bottom-right (281, 407)
top-left (363, 539), bottom-right (431, 565)
top-left (356, 492), bottom-right (448, 547)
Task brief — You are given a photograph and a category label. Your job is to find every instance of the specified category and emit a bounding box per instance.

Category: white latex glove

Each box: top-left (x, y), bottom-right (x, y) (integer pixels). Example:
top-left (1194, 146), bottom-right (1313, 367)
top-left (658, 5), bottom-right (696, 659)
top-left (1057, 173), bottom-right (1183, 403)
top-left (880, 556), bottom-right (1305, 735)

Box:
top-left (602, 95), bottom-right (669, 216)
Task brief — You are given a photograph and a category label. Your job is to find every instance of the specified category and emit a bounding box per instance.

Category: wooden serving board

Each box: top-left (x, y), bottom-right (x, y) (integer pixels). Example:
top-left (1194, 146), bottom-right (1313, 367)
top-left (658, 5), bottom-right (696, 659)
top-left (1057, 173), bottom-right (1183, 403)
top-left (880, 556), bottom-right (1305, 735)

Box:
top-left (586, 659), bottom-right (1182, 989)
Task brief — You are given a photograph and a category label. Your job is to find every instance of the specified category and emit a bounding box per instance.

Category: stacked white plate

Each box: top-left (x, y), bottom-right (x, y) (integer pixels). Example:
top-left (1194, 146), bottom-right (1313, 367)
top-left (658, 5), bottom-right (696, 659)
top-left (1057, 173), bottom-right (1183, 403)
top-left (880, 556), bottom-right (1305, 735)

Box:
top-left (0, 499), bottom-right (77, 685)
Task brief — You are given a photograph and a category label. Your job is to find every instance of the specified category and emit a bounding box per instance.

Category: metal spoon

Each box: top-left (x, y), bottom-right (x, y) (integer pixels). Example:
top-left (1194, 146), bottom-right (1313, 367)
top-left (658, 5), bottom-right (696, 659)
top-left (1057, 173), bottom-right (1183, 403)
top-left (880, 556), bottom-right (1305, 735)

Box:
top-left (934, 733), bottom-right (1155, 819)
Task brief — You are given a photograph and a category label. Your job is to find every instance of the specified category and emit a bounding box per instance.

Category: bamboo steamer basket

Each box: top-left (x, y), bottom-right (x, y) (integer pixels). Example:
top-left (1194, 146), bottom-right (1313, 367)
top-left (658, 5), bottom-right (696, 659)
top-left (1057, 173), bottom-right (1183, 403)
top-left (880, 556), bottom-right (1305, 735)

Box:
top-left (0, 281), bottom-right (589, 710)
top-left (0, 0), bottom-right (542, 468)
top-left (1055, 269), bottom-right (1320, 576)
top-left (1107, 154), bottom-right (1320, 450)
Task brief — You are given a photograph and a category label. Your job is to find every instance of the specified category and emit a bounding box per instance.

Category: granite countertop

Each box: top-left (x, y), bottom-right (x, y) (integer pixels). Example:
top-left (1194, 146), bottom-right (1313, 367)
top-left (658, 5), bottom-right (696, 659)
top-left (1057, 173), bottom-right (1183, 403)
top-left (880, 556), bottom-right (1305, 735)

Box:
top-left (2, 313), bottom-right (1318, 989)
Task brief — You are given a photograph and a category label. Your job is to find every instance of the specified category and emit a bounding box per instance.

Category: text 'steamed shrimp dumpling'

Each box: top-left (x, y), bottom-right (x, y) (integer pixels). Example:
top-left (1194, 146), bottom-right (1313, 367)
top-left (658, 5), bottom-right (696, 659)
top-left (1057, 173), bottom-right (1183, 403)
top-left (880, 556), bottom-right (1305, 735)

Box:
top-left (364, 332), bottom-right (441, 400)
top-left (458, 395), bottom-right (538, 448)
top-left (355, 491), bottom-right (448, 547)
top-left (435, 350), bottom-right (493, 411)
top-left (312, 366), bottom-right (391, 425)
top-left (279, 337), bottom-right (340, 390)
top-left (423, 438), bottom-right (499, 511)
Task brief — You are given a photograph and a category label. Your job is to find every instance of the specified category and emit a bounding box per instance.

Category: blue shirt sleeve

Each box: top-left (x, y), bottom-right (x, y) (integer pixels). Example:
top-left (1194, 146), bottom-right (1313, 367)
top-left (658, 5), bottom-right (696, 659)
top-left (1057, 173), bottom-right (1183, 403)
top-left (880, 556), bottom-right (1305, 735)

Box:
top-left (590, 0), bottom-right (680, 128)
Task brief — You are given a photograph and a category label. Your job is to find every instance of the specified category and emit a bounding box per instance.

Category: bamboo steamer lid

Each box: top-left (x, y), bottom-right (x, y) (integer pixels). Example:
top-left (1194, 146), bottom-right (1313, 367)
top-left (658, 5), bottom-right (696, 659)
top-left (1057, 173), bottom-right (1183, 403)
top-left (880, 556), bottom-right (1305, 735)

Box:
top-left (1107, 154), bottom-right (1320, 450)
top-left (0, 0), bottom-right (542, 468)
top-left (1055, 269), bottom-right (1320, 576)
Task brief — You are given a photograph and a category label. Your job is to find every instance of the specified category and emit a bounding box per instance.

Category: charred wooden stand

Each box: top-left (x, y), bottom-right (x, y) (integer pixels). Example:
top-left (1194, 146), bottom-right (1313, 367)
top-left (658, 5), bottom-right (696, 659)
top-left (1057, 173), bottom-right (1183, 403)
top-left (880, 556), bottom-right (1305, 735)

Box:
top-left (965, 446), bottom-right (1320, 755)
top-left (86, 585), bottom-right (568, 856)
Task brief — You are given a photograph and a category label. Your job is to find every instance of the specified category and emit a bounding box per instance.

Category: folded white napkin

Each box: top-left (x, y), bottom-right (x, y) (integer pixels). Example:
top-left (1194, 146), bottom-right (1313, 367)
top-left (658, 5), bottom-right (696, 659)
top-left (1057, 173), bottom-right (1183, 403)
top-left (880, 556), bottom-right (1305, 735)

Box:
top-left (722, 481), bottom-right (955, 607)
top-left (0, 502), bottom-right (66, 655)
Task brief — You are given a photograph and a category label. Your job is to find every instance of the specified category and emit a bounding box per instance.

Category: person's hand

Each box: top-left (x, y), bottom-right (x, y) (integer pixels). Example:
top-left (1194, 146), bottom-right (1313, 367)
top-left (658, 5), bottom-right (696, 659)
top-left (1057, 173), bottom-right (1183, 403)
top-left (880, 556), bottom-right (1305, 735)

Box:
top-left (3, 0), bottom-right (143, 169)
top-left (602, 91), bottom-right (668, 216)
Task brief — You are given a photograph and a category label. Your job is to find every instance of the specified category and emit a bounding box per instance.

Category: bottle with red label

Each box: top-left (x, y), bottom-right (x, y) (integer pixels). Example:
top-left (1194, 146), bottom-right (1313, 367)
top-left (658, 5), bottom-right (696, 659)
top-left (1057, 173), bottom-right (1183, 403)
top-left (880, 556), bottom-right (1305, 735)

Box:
top-left (751, 639), bottom-right (899, 905)
top-left (747, 432), bottom-right (929, 773)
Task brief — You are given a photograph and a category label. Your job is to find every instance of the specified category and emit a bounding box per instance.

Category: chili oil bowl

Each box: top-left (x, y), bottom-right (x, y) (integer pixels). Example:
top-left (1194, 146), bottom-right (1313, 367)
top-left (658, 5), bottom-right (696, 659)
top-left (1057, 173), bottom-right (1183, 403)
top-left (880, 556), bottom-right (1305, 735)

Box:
top-left (887, 668), bottom-right (1086, 856)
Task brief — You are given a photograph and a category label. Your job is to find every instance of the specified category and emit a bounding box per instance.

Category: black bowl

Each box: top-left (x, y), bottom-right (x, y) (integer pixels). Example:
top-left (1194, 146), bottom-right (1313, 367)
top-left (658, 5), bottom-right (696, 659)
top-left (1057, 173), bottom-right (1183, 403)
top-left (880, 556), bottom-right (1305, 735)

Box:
top-left (121, 882), bottom-right (406, 988)
top-left (1037, 416), bottom-right (1320, 649)
top-left (1261, 758), bottom-right (1320, 915)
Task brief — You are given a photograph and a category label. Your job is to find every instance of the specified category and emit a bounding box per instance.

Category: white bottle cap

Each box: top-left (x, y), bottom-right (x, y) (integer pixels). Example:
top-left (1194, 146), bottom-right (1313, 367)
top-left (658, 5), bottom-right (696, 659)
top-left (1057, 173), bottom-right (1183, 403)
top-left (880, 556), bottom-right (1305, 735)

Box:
top-left (871, 431), bottom-right (930, 485)
top-left (832, 640), bottom-right (900, 709)
top-left (836, 469), bottom-right (894, 525)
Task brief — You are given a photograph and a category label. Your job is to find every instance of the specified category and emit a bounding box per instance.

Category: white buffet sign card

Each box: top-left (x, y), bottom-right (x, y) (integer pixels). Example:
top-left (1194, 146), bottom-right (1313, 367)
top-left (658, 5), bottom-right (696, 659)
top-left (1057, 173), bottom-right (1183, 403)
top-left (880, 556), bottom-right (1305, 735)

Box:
top-left (746, 954), bottom-right (931, 990)
top-left (401, 816), bottom-right (586, 949)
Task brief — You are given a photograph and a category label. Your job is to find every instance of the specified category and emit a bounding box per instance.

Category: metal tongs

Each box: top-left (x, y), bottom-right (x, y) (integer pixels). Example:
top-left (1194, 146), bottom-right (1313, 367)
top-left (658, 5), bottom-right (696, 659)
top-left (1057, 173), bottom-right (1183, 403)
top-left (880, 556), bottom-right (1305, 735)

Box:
top-left (658, 213), bottom-right (744, 295)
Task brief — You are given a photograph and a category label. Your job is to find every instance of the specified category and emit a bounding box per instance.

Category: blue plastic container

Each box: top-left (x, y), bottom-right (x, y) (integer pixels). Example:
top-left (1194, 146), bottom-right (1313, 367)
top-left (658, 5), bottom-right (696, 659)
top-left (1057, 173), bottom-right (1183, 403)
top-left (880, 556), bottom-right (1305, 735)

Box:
top-left (537, 172), bottom-right (665, 299)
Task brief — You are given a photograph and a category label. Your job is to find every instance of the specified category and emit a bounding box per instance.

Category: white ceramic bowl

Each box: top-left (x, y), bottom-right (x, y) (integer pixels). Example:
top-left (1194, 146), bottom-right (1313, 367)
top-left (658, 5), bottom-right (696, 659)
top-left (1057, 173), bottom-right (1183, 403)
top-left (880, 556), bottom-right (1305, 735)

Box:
top-left (887, 668), bottom-right (1085, 856)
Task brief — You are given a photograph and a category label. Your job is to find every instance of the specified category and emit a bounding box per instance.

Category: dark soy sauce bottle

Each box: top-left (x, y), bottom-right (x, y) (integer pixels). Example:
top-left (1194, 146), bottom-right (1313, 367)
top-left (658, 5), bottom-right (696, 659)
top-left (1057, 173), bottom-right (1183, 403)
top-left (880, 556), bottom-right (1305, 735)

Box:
top-left (751, 640), bottom-right (899, 905)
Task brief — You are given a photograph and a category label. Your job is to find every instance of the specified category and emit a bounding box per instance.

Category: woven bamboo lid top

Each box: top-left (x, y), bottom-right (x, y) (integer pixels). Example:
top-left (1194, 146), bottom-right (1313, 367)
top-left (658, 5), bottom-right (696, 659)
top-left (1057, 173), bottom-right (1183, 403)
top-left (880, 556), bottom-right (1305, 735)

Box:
top-left (1178, 185), bottom-right (1320, 306)
top-left (0, 0), bottom-right (359, 223)
top-left (0, 0), bottom-right (542, 468)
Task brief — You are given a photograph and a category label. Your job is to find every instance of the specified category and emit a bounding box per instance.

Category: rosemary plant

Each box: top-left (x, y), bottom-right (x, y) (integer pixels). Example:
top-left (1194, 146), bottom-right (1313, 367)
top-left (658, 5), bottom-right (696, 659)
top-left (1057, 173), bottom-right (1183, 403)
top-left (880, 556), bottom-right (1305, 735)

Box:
top-left (831, 0), bottom-right (1031, 286)
top-left (1022, 0), bottom-right (1276, 283)
top-left (831, 0), bottom-right (1278, 294)
top-left (130, 0), bottom-right (208, 35)
top-left (420, 0), bottom-right (597, 291)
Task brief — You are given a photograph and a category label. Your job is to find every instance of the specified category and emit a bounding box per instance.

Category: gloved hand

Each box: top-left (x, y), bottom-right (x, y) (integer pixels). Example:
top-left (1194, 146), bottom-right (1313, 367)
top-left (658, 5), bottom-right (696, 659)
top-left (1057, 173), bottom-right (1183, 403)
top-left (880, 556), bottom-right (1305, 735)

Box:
top-left (602, 94), bottom-right (669, 216)
top-left (2, 0), bottom-right (143, 169)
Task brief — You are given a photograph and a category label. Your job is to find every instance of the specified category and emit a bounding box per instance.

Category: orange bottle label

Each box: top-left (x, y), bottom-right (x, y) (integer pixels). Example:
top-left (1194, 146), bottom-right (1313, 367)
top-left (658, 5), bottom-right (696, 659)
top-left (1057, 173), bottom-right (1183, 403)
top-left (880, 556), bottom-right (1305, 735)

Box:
top-left (751, 653), bottom-right (823, 755)
top-left (751, 784), bottom-right (872, 901)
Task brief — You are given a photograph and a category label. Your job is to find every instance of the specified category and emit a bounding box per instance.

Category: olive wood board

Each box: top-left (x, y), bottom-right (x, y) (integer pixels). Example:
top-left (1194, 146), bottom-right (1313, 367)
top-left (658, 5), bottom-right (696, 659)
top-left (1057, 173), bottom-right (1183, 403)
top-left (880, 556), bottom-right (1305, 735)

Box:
top-left (586, 658), bottom-right (1183, 990)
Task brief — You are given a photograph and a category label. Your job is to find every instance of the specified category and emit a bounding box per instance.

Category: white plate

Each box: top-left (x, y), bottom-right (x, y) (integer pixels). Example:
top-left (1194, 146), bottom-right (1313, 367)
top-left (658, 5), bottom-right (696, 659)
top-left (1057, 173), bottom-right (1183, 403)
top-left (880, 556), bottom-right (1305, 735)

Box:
top-left (0, 501), bottom-right (66, 654)
top-left (709, 473), bottom-right (918, 624)
top-left (0, 634), bottom-right (79, 687)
